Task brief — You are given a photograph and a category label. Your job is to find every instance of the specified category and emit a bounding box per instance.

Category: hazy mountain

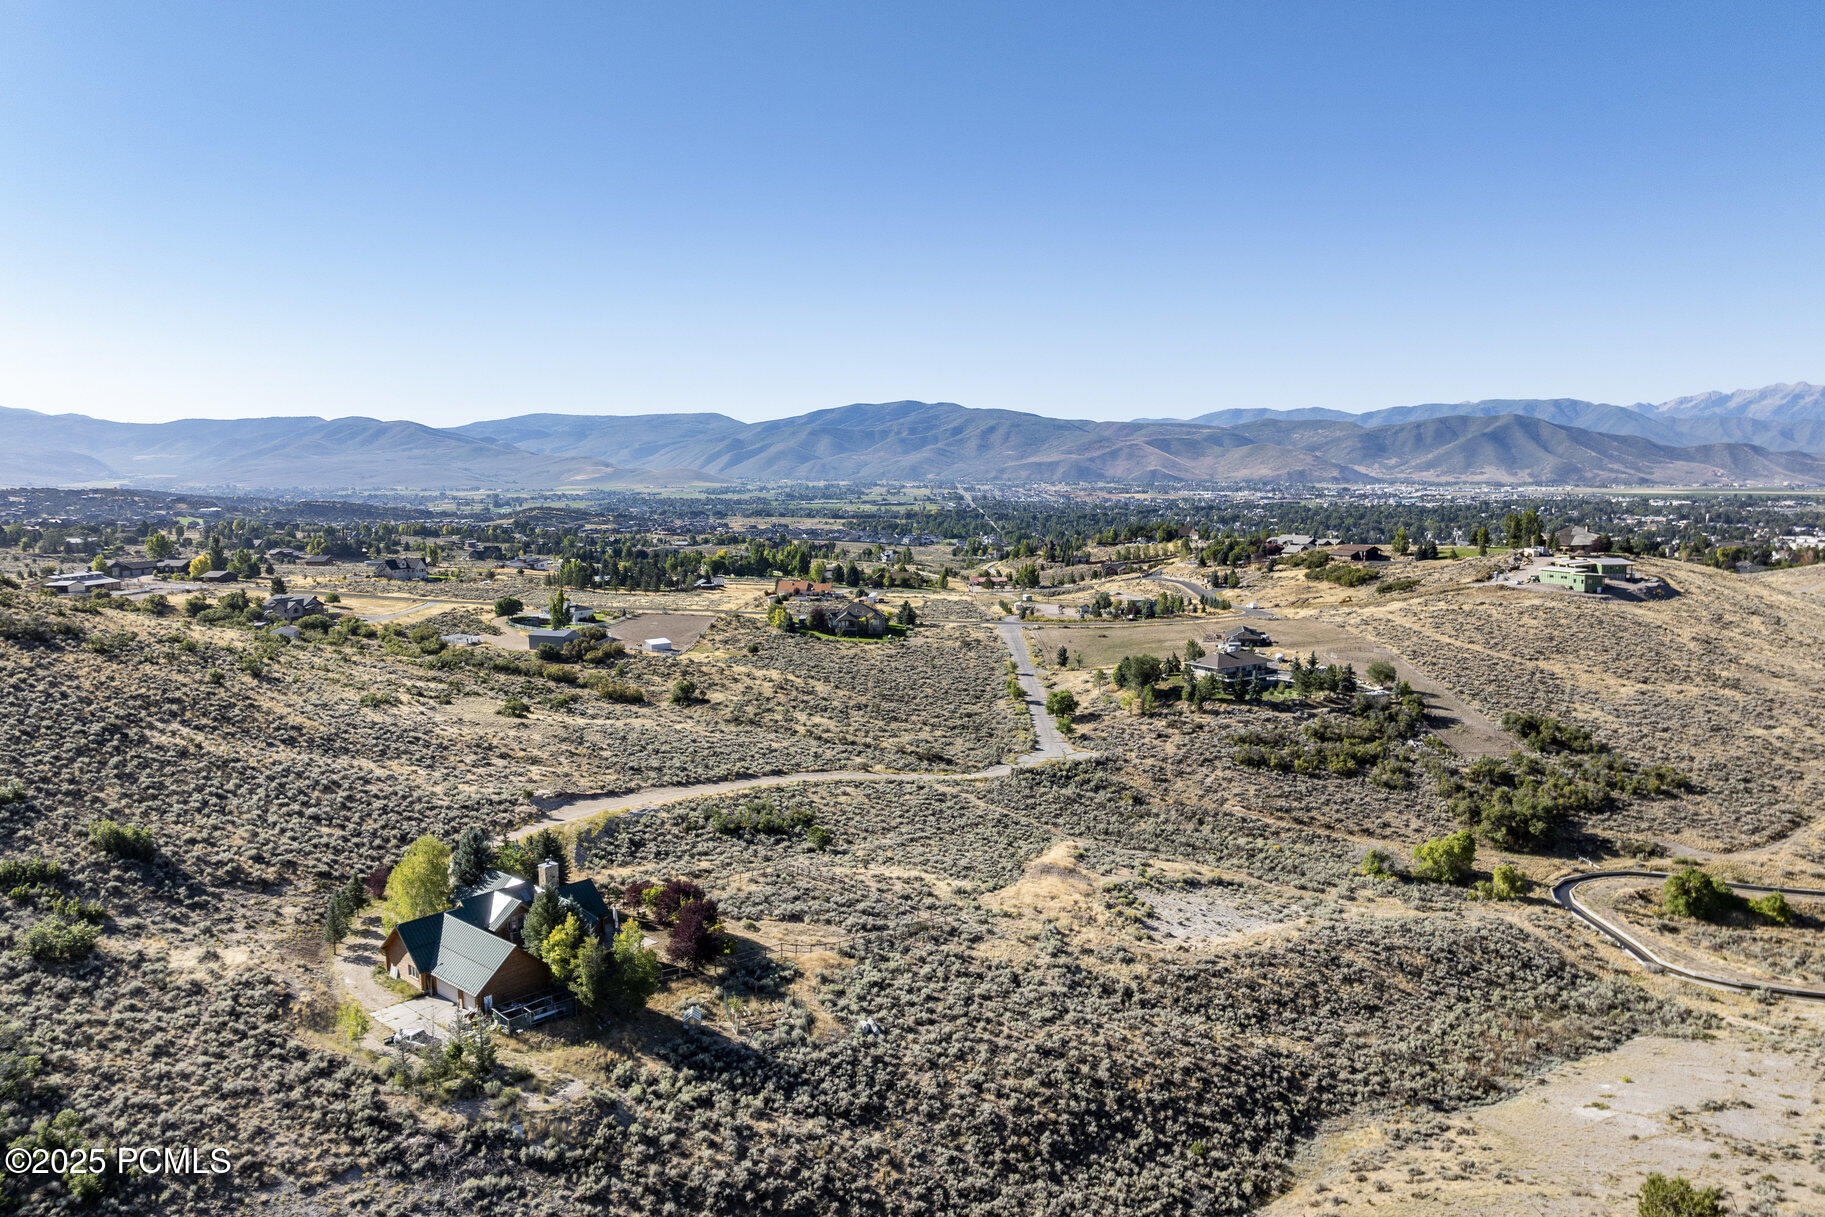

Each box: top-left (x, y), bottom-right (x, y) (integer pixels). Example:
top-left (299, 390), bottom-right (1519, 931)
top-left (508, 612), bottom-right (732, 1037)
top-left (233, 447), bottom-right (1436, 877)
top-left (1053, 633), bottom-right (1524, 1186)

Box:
top-left (464, 401), bottom-right (1365, 483)
top-left (0, 407), bottom-right (716, 491)
top-left (1298, 414), bottom-right (1825, 485)
top-left (455, 412), bottom-right (748, 465)
top-left (1193, 383), bottom-right (1825, 452)
top-left (1648, 381), bottom-right (1825, 420)
top-left (7, 392), bottom-right (1825, 489)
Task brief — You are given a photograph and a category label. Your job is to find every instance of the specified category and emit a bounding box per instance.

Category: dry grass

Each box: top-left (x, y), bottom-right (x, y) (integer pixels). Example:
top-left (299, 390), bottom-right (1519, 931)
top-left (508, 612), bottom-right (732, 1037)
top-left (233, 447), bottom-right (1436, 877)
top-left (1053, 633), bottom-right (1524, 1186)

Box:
top-left (1335, 559), bottom-right (1825, 849)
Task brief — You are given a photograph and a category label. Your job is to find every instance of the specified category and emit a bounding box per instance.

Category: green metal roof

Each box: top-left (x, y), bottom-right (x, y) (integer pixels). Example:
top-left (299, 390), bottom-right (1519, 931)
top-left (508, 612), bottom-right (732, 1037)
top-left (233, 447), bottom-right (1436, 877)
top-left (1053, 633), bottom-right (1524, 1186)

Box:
top-left (558, 878), bottom-right (614, 927)
top-left (392, 910), bottom-right (521, 996)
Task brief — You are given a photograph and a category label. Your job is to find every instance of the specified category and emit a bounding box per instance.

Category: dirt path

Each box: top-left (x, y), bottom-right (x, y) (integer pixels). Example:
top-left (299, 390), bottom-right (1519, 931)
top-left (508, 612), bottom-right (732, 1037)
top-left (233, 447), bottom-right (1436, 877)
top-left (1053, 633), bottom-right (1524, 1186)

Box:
top-left (508, 617), bottom-right (1088, 839)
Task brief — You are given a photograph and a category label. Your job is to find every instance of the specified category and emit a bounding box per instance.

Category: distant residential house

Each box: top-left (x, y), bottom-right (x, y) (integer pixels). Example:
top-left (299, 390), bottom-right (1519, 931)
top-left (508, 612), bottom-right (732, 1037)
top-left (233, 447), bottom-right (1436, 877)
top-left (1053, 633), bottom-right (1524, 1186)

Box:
top-left (46, 571), bottom-right (121, 595)
top-left (1222, 625), bottom-right (1273, 650)
top-left (693, 576), bottom-right (726, 590)
top-left (1554, 526), bottom-right (1605, 553)
top-left (1188, 648), bottom-right (1278, 683)
top-left (195, 569), bottom-right (238, 584)
top-left (300, 554), bottom-right (334, 566)
top-left (154, 558), bottom-right (192, 575)
top-left (366, 556), bottom-right (429, 581)
top-left (270, 624), bottom-right (304, 641)
top-left (1267, 534), bottom-right (1314, 555)
top-left (1330, 544), bottom-right (1386, 563)
top-left (1537, 563), bottom-right (1605, 594)
top-left (826, 600), bottom-right (889, 637)
top-left (263, 593), bottom-right (326, 622)
top-left (501, 557), bottom-right (554, 573)
top-left (265, 547), bottom-right (309, 563)
top-left (775, 578), bottom-right (834, 597)
top-left (527, 627), bottom-right (578, 649)
top-left (1585, 555), bottom-right (1637, 580)
top-left (379, 864), bottom-right (615, 1014)
top-left (103, 557), bottom-right (158, 579)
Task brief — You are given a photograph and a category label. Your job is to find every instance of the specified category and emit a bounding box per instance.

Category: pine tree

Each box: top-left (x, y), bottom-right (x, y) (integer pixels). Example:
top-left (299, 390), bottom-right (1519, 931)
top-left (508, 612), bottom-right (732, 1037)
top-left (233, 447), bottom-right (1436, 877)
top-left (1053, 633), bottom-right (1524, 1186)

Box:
top-left (323, 898), bottom-right (350, 946)
top-left (450, 827), bottom-right (492, 891)
top-left (521, 889), bottom-right (562, 956)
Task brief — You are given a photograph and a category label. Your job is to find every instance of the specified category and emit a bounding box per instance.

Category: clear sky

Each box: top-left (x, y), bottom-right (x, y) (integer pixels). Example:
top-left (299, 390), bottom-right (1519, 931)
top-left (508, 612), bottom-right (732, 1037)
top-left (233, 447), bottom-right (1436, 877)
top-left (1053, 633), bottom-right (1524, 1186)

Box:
top-left (1, 2), bottom-right (1821, 425)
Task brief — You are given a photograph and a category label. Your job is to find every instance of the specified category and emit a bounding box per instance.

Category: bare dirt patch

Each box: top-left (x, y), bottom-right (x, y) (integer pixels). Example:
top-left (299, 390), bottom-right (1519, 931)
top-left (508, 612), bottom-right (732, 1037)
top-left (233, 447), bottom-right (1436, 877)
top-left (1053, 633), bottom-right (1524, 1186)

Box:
top-left (603, 611), bottom-right (715, 651)
top-left (1262, 1022), bottom-right (1825, 1216)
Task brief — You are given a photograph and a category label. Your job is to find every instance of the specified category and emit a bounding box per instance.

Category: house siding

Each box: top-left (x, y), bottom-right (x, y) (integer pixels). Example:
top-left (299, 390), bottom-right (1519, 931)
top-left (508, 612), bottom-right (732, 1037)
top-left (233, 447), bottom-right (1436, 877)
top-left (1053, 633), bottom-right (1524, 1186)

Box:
top-left (477, 948), bottom-right (551, 1007)
top-left (380, 932), bottom-right (431, 992)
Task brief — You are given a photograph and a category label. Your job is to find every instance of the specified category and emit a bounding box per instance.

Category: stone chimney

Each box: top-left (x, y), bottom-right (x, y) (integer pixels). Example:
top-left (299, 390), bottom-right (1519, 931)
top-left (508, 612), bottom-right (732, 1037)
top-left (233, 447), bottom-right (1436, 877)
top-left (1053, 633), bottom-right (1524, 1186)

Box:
top-left (538, 858), bottom-right (560, 890)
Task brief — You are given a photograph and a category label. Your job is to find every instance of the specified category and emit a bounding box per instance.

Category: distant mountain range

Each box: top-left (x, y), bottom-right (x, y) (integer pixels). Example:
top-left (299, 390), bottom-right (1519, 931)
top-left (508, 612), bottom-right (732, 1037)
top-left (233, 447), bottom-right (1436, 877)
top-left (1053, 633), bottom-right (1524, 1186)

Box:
top-left (1190, 381), bottom-right (1825, 451)
top-left (3, 382), bottom-right (1824, 491)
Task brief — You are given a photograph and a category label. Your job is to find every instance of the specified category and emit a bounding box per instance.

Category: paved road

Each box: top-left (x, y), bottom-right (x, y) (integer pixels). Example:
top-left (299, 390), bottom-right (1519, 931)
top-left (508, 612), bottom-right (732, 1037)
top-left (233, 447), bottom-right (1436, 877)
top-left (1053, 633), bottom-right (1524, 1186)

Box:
top-left (509, 616), bottom-right (1085, 839)
top-left (1142, 570), bottom-right (1219, 601)
top-left (1143, 569), bottom-right (1279, 618)
top-left (997, 615), bottom-right (1087, 765)
top-left (1553, 869), bottom-right (1825, 999)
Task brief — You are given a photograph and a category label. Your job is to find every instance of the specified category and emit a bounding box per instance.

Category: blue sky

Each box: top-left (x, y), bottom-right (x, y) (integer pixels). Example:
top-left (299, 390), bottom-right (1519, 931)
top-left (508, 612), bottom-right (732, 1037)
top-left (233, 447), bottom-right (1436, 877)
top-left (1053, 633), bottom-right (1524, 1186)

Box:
top-left (1, 2), bottom-right (1820, 425)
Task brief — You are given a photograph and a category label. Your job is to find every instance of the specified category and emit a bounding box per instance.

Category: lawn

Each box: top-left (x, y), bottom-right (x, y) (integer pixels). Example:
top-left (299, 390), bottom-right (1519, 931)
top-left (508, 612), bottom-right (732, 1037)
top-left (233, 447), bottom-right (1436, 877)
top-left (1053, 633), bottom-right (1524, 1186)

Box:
top-left (1028, 618), bottom-right (1229, 669)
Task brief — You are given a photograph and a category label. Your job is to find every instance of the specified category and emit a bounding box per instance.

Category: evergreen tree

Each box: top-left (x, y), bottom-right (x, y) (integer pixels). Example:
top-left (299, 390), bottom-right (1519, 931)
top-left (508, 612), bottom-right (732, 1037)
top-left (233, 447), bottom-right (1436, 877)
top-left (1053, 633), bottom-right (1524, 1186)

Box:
top-left (521, 829), bottom-right (568, 887)
top-left (323, 898), bottom-right (350, 946)
top-left (520, 889), bottom-right (563, 956)
top-left (450, 827), bottom-right (492, 891)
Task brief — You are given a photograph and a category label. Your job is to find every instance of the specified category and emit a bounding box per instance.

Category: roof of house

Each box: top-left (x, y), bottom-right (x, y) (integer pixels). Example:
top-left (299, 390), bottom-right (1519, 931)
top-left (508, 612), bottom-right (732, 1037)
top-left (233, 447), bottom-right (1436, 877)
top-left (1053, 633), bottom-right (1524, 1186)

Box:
top-left (1192, 648), bottom-right (1275, 674)
top-left (558, 879), bottom-right (614, 927)
top-left (1225, 626), bottom-right (1270, 642)
top-left (390, 910), bottom-right (521, 995)
top-left (444, 871), bottom-right (613, 934)
top-left (832, 599), bottom-right (886, 620)
top-left (455, 889), bottom-right (528, 934)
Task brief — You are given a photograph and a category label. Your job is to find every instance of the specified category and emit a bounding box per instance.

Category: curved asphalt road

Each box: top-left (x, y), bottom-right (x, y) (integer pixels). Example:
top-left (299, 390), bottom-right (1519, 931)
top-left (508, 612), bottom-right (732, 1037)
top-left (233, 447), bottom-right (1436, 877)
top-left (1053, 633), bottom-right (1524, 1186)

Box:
top-left (1553, 869), bottom-right (1825, 999)
top-left (509, 617), bottom-right (1086, 839)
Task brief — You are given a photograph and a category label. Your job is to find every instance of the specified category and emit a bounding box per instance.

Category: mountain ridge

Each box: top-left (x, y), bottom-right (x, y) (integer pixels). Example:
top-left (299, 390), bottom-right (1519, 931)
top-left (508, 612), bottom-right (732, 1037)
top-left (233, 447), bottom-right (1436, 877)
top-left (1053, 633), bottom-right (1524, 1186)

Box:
top-left (6, 384), bottom-right (1825, 490)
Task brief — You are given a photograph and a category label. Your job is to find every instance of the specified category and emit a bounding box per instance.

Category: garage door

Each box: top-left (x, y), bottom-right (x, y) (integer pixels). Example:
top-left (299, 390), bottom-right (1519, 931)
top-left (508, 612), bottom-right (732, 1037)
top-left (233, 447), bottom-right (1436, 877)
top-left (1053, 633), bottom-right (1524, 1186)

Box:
top-left (433, 976), bottom-right (459, 1003)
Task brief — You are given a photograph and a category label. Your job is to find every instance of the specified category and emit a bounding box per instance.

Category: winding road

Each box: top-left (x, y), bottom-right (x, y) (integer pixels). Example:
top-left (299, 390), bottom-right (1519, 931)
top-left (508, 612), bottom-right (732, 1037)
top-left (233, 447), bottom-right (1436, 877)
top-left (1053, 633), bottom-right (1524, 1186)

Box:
top-left (1553, 869), bottom-right (1825, 999)
top-left (509, 615), bottom-right (1087, 840)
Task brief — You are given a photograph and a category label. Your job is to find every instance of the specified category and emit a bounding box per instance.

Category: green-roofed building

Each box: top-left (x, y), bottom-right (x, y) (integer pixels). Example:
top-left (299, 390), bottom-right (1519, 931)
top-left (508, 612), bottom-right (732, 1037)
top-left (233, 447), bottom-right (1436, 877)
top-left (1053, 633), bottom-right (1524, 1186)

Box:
top-left (379, 865), bottom-right (619, 1014)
